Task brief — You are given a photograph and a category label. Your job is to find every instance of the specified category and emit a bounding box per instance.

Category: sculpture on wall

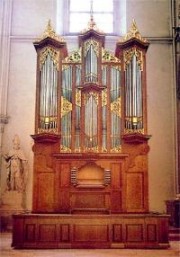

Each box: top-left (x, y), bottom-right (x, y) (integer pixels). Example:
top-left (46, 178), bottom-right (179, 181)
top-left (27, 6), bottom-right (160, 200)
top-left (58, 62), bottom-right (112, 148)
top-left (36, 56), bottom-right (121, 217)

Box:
top-left (3, 134), bottom-right (28, 192)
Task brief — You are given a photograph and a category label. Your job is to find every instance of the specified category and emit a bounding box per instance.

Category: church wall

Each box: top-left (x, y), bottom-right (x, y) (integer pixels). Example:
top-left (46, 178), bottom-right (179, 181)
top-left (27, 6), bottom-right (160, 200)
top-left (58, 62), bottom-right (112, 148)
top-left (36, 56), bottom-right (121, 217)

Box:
top-left (0, 0), bottom-right (177, 215)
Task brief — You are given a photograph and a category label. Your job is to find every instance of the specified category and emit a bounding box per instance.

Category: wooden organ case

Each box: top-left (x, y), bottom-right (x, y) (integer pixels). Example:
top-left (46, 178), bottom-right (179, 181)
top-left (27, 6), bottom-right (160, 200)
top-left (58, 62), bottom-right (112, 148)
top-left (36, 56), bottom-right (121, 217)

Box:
top-left (12, 20), bottom-right (169, 249)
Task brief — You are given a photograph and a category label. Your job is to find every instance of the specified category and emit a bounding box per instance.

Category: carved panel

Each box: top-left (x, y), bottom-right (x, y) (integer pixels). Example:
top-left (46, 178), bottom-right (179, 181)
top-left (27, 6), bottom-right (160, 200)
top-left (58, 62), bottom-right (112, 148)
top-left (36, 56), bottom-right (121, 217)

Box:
top-left (126, 172), bottom-right (144, 211)
top-left (60, 224), bottom-right (70, 242)
top-left (71, 193), bottom-right (107, 209)
top-left (37, 173), bottom-right (55, 211)
top-left (39, 224), bottom-right (56, 241)
top-left (111, 163), bottom-right (122, 188)
top-left (73, 224), bottom-right (108, 242)
top-left (60, 163), bottom-right (70, 187)
top-left (126, 224), bottom-right (143, 242)
top-left (113, 224), bottom-right (123, 242)
top-left (25, 224), bottom-right (36, 242)
top-left (147, 224), bottom-right (157, 242)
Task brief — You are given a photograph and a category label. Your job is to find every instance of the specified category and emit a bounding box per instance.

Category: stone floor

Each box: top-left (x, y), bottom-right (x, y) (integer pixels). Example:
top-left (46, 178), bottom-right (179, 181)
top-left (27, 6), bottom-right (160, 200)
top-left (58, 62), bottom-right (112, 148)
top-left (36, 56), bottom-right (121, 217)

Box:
top-left (0, 233), bottom-right (180, 257)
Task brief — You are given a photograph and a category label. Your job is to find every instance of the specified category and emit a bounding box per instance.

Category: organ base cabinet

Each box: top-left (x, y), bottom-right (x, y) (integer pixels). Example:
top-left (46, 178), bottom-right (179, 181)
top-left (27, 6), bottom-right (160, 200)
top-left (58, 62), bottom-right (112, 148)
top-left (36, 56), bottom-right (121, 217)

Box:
top-left (12, 214), bottom-right (169, 249)
top-left (12, 20), bottom-right (170, 248)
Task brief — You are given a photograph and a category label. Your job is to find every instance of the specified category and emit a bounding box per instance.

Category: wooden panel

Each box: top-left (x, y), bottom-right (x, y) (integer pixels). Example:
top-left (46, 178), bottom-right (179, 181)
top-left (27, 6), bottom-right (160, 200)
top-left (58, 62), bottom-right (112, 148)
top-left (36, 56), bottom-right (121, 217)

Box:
top-left (111, 191), bottom-right (122, 212)
top-left (37, 173), bottom-right (55, 211)
top-left (59, 189), bottom-right (70, 211)
top-left (147, 224), bottom-right (157, 242)
top-left (71, 193), bottom-right (108, 210)
top-left (60, 163), bottom-right (70, 187)
top-left (74, 224), bottom-right (108, 242)
top-left (39, 224), bottom-right (56, 242)
top-left (60, 224), bottom-right (70, 242)
top-left (126, 224), bottom-right (144, 242)
top-left (25, 224), bottom-right (36, 242)
top-left (113, 224), bottom-right (123, 242)
top-left (126, 173), bottom-right (144, 211)
top-left (111, 163), bottom-right (122, 188)
top-left (12, 214), bottom-right (170, 249)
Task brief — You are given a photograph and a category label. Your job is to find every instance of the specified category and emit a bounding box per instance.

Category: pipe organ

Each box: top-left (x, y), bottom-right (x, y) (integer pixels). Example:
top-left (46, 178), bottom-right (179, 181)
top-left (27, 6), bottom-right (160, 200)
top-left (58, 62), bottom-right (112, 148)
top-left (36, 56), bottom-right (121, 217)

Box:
top-left (12, 19), bottom-right (169, 249)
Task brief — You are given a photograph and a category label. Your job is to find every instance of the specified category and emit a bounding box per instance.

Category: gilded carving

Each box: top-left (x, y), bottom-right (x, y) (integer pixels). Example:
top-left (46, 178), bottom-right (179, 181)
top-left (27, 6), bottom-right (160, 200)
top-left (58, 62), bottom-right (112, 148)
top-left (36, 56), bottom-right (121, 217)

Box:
top-left (111, 97), bottom-right (121, 117)
top-left (38, 128), bottom-right (58, 134)
top-left (102, 48), bottom-right (121, 64)
top-left (61, 96), bottom-right (72, 117)
top-left (84, 39), bottom-right (99, 57)
top-left (124, 48), bottom-right (143, 70)
top-left (63, 49), bottom-right (81, 63)
top-left (76, 89), bottom-right (81, 107)
top-left (120, 19), bottom-right (147, 43)
top-left (60, 144), bottom-right (71, 153)
top-left (37, 20), bottom-right (65, 42)
top-left (84, 91), bottom-right (99, 105)
top-left (110, 146), bottom-right (122, 153)
top-left (40, 47), bottom-right (59, 71)
top-left (81, 16), bottom-right (104, 34)
top-left (102, 89), bottom-right (107, 106)
top-left (124, 128), bottom-right (144, 134)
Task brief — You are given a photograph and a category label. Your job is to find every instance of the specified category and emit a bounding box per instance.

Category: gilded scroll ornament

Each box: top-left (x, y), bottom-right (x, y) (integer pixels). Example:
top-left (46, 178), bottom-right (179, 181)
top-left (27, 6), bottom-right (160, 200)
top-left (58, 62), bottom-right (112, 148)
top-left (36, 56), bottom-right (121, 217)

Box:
top-left (60, 144), bottom-right (71, 153)
top-left (76, 90), bottom-right (81, 107)
top-left (111, 97), bottom-right (121, 117)
top-left (40, 47), bottom-right (59, 70)
top-left (84, 91), bottom-right (99, 105)
top-left (124, 48), bottom-right (143, 70)
top-left (63, 49), bottom-right (81, 63)
top-left (102, 89), bottom-right (107, 106)
top-left (61, 96), bottom-right (72, 117)
top-left (124, 128), bottom-right (144, 134)
top-left (102, 48), bottom-right (121, 63)
top-left (120, 19), bottom-right (147, 43)
top-left (110, 146), bottom-right (122, 153)
top-left (84, 39), bottom-right (99, 57)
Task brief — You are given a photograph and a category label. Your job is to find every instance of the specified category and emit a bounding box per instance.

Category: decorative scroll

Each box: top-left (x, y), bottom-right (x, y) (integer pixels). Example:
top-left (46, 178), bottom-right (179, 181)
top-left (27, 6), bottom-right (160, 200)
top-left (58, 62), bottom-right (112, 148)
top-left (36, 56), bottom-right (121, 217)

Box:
top-left (111, 97), bottom-right (121, 117)
top-left (102, 48), bottom-right (121, 63)
top-left (63, 49), bottom-right (81, 63)
top-left (102, 89), bottom-right (107, 106)
top-left (84, 91), bottom-right (98, 105)
top-left (40, 47), bottom-right (59, 71)
top-left (76, 89), bottom-right (81, 107)
top-left (84, 39), bottom-right (99, 57)
top-left (110, 146), bottom-right (122, 153)
top-left (61, 96), bottom-right (72, 117)
top-left (124, 48), bottom-right (143, 71)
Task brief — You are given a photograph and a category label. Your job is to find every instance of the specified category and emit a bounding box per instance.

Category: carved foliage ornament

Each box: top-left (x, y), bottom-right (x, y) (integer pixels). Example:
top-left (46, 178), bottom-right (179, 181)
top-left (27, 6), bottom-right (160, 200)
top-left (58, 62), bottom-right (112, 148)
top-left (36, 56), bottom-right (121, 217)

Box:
top-left (111, 97), bottom-right (121, 117)
top-left (102, 48), bottom-right (121, 64)
top-left (61, 96), bottom-right (72, 117)
top-left (40, 47), bottom-right (59, 71)
top-left (63, 49), bottom-right (81, 63)
top-left (84, 39), bottom-right (99, 57)
top-left (124, 48), bottom-right (143, 71)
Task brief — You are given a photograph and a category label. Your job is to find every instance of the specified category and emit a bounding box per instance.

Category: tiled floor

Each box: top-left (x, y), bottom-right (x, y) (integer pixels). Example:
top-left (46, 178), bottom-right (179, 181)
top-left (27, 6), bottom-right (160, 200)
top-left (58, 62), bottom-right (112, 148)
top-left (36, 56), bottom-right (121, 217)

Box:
top-left (0, 233), bottom-right (179, 257)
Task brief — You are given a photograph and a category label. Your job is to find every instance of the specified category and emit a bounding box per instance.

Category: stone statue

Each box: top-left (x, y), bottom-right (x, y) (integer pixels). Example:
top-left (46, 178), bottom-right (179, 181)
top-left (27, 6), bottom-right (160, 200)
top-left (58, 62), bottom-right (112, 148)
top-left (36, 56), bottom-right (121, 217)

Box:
top-left (3, 135), bottom-right (28, 192)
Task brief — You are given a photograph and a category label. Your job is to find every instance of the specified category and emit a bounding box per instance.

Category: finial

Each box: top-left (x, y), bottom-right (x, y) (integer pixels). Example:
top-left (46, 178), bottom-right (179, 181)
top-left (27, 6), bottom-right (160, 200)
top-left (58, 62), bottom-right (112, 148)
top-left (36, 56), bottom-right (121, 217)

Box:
top-left (120, 19), bottom-right (147, 43)
top-left (38, 19), bottom-right (65, 42)
top-left (81, 1), bottom-right (104, 34)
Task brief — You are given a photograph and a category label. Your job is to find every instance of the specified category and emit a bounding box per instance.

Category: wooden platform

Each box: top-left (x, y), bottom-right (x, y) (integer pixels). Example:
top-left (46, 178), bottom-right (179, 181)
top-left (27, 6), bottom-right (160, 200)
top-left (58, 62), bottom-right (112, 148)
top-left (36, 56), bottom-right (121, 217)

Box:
top-left (12, 213), bottom-right (170, 249)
